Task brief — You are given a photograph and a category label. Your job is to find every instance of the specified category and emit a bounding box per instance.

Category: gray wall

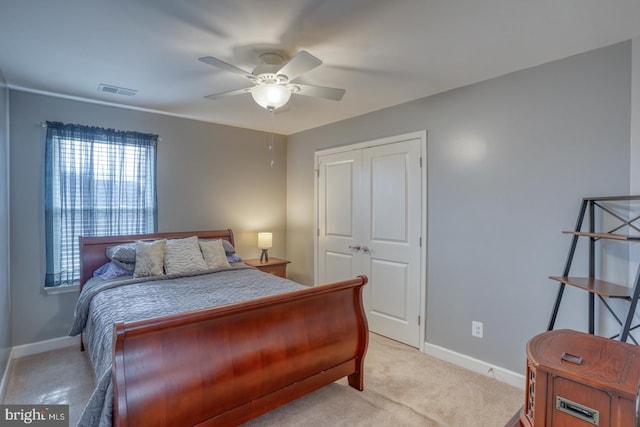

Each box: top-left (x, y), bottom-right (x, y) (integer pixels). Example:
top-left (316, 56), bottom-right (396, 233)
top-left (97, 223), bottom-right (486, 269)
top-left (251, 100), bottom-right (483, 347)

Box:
top-left (632, 37), bottom-right (640, 194)
top-left (9, 91), bottom-right (287, 346)
top-left (286, 42), bottom-right (631, 373)
top-left (0, 70), bottom-right (10, 377)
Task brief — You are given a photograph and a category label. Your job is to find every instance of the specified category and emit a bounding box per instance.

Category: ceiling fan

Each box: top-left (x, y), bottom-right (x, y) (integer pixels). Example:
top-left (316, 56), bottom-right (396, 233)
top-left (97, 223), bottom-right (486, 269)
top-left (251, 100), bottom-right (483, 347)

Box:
top-left (199, 51), bottom-right (346, 111)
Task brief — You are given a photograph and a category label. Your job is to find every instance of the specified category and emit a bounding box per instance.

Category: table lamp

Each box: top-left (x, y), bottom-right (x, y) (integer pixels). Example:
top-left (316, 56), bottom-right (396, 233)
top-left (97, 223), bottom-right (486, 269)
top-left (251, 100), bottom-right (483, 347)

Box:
top-left (258, 232), bottom-right (272, 263)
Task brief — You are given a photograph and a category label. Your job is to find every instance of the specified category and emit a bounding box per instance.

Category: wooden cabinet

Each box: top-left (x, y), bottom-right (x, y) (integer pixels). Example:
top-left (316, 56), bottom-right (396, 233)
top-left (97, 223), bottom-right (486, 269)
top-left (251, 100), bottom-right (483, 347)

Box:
top-left (244, 257), bottom-right (290, 278)
top-left (519, 329), bottom-right (640, 427)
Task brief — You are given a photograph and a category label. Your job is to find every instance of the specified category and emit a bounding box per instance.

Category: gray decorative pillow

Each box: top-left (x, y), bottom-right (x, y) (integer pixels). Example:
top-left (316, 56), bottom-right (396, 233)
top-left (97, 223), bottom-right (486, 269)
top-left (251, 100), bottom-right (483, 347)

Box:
top-left (164, 236), bottom-right (208, 275)
top-left (106, 243), bottom-right (136, 271)
top-left (133, 239), bottom-right (166, 277)
top-left (200, 239), bottom-right (236, 255)
top-left (221, 240), bottom-right (235, 255)
top-left (106, 243), bottom-right (136, 263)
top-left (199, 239), bottom-right (231, 270)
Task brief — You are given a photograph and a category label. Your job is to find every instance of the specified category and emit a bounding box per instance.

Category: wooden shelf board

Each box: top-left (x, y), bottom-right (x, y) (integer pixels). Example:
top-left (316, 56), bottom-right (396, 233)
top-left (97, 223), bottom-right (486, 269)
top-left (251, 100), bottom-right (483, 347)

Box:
top-left (549, 276), bottom-right (631, 298)
top-left (562, 231), bottom-right (640, 241)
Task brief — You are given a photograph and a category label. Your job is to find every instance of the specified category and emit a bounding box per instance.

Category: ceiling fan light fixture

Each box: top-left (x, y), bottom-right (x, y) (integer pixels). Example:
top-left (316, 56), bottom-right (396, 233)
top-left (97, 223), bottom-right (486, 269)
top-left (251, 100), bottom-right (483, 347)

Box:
top-left (200, 50), bottom-right (344, 109)
top-left (251, 83), bottom-right (291, 110)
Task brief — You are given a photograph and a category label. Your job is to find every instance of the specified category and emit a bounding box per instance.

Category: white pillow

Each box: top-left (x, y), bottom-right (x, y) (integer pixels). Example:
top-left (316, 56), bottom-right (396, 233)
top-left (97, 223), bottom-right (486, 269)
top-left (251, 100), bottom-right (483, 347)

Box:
top-left (199, 239), bottom-right (231, 270)
top-left (133, 239), bottom-right (166, 277)
top-left (164, 236), bottom-right (208, 275)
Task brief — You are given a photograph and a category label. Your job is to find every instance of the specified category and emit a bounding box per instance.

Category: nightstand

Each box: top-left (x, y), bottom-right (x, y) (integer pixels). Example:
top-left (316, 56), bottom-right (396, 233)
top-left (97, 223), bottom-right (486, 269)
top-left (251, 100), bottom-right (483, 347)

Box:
top-left (244, 257), bottom-right (290, 278)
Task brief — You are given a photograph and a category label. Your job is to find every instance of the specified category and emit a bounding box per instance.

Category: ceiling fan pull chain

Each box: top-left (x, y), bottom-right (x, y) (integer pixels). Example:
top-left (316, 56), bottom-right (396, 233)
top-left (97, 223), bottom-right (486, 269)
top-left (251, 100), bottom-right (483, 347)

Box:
top-left (269, 109), bottom-right (275, 168)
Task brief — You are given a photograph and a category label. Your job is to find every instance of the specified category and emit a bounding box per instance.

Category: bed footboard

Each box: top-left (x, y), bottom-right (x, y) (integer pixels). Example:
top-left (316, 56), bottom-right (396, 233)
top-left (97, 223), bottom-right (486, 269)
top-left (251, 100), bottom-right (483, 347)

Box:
top-left (112, 275), bottom-right (368, 427)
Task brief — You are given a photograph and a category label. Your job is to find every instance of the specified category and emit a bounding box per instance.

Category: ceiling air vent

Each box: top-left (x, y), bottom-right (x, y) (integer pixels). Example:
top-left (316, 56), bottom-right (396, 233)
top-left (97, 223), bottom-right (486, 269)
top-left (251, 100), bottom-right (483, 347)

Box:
top-left (97, 84), bottom-right (137, 96)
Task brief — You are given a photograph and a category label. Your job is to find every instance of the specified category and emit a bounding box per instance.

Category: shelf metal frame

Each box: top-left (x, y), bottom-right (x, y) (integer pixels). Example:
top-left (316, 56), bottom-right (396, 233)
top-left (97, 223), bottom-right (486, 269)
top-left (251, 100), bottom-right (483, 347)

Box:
top-left (547, 196), bottom-right (640, 344)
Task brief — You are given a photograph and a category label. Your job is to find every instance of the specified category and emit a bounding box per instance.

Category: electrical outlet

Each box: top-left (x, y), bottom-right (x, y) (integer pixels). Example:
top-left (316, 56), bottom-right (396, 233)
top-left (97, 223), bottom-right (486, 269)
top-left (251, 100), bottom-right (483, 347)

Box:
top-left (472, 321), bottom-right (483, 338)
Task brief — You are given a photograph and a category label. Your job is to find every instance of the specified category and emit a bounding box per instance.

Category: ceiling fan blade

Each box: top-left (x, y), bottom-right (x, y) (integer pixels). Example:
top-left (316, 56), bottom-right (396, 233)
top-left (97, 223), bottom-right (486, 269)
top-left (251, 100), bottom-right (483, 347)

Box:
top-left (204, 87), bottom-right (251, 100)
top-left (199, 56), bottom-right (254, 79)
top-left (277, 51), bottom-right (322, 81)
top-left (292, 84), bottom-right (345, 101)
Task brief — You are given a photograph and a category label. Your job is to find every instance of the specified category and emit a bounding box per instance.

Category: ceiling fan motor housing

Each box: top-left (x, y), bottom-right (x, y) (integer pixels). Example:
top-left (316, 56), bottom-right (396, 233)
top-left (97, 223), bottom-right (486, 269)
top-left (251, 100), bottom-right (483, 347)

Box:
top-left (253, 53), bottom-right (289, 83)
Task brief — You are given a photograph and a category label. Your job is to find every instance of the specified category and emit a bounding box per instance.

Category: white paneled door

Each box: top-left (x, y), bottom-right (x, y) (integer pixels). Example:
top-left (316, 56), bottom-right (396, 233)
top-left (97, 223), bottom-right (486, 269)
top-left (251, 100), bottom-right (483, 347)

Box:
top-left (317, 150), bottom-right (363, 284)
top-left (317, 134), bottom-right (424, 348)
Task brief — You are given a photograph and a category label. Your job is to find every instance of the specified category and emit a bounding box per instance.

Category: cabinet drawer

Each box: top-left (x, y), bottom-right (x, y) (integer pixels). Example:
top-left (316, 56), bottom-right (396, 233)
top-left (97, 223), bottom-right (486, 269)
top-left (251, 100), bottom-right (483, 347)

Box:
top-left (552, 377), bottom-right (610, 427)
top-left (258, 264), bottom-right (286, 278)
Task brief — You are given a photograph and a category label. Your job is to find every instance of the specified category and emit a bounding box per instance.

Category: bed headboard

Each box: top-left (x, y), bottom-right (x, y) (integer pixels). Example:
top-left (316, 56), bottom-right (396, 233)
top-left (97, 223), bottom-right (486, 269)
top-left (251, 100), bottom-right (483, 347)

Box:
top-left (79, 229), bottom-right (235, 290)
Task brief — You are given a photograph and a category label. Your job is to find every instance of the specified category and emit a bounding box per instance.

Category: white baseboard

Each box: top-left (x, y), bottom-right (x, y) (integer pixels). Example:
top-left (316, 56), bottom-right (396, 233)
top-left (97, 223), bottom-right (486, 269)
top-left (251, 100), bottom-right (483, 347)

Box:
top-left (424, 341), bottom-right (526, 390)
top-left (11, 335), bottom-right (80, 359)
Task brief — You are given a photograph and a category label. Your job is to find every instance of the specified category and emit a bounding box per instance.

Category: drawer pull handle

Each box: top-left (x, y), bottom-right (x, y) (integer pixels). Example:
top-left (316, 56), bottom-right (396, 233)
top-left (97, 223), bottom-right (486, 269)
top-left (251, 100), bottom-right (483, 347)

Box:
top-left (560, 352), bottom-right (583, 365)
top-left (556, 396), bottom-right (599, 425)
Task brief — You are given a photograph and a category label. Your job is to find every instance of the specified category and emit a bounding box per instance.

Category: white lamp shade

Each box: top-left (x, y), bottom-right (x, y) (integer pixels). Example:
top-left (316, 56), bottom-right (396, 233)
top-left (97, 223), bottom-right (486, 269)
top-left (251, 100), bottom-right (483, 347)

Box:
top-left (251, 84), bottom-right (291, 110)
top-left (258, 232), bottom-right (273, 249)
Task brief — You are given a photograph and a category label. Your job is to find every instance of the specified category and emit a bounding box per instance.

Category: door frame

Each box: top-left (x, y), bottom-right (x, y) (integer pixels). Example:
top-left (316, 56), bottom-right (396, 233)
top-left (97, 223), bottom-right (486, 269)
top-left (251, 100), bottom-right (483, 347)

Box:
top-left (314, 130), bottom-right (427, 352)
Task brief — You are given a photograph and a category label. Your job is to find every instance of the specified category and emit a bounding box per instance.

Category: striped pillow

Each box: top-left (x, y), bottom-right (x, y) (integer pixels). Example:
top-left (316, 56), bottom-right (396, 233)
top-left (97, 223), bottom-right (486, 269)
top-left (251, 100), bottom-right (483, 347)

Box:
top-left (164, 236), bottom-right (207, 276)
top-left (133, 239), bottom-right (167, 277)
top-left (199, 239), bottom-right (231, 270)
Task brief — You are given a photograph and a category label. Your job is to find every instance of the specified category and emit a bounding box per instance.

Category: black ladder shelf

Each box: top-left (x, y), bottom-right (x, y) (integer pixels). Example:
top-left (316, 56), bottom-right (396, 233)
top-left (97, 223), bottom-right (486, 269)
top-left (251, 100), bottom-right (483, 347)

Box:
top-left (547, 195), bottom-right (640, 344)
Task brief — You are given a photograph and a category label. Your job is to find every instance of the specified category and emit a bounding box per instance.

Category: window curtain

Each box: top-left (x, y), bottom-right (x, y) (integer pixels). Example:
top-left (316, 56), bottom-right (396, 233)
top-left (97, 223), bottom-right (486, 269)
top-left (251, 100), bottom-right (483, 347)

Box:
top-left (44, 121), bottom-right (158, 287)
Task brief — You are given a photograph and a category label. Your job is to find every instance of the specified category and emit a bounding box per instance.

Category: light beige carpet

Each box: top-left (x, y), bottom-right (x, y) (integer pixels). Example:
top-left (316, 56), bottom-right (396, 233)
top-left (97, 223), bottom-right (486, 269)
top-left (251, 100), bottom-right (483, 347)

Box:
top-left (246, 333), bottom-right (522, 426)
top-left (2, 333), bottom-right (522, 426)
top-left (2, 344), bottom-right (95, 426)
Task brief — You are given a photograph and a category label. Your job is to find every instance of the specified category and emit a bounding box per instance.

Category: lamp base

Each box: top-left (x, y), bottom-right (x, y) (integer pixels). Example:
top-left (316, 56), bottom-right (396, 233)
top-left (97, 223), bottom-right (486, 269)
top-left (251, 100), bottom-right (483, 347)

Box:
top-left (260, 248), bottom-right (269, 263)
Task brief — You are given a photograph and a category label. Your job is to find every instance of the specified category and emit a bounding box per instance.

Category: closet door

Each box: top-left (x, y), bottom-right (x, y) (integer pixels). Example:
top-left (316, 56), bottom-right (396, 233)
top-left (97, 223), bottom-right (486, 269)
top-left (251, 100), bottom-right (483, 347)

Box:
top-left (316, 134), bottom-right (424, 348)
top-left (317, 150), bottom-right (362, 284)
top-left (361, 139), bottom-right (422, 347)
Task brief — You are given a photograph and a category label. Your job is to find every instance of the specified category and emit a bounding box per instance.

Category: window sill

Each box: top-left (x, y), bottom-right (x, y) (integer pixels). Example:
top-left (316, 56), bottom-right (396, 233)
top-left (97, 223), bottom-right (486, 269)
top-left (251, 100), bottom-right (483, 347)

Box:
top-left (44, 284), bottom-right (80, 295)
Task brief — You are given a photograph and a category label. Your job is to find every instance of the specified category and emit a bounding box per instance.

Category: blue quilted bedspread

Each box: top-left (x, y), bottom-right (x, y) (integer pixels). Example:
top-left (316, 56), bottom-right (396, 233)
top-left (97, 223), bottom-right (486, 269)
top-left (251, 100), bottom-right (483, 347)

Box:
top-left (70, 264), bottom-right (304, 427)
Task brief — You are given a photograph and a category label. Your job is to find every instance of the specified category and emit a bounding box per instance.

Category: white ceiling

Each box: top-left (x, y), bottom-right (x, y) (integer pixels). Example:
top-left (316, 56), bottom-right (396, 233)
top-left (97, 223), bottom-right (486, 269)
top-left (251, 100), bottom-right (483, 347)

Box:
top-left (1, 0), bottom-right (640, 135)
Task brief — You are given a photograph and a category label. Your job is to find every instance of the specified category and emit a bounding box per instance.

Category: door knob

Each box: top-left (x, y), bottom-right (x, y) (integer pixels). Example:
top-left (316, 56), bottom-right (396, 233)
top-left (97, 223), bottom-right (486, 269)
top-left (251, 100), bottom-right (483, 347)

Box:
top-left (361, 246), bottom-right (370, 254)
top-left (349, 245), bottom-right (361, 251)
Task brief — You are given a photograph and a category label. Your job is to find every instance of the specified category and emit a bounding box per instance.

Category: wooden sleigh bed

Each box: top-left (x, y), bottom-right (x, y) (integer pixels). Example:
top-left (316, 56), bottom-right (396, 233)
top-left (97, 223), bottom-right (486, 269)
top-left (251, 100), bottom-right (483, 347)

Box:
top-left (76, 229), bottom-right (369, 427)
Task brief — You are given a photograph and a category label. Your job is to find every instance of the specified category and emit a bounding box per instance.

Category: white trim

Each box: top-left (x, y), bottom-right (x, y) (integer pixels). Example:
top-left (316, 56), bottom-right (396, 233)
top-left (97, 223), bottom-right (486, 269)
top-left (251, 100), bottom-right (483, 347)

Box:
top-left (419, 133), bottom-right (428, 354)
top-left (424, 341), bottom-right (525, 390)
top-left (10, 335), bottom-right (79, 359)
top-left (315, 131), bottom-right (427, 157)
top-left (43, 283), bottom-right (80, 295)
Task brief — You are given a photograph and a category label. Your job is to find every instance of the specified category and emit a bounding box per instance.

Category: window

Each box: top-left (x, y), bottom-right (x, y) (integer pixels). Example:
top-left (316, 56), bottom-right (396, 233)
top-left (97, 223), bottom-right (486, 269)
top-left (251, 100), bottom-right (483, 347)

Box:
top-left (44, 121), bottom-right (158, 287)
